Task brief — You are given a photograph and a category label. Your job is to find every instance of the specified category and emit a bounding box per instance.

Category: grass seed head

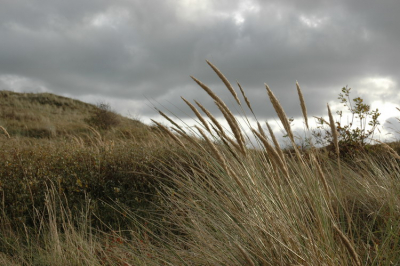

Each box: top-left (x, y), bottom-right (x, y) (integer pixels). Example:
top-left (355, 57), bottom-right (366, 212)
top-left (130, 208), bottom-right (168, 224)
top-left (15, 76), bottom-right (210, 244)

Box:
top-left (327, 104), bottom-right (339, 156)
top-left (195, 125), bottom-right (227, 169)
top-left (296, 82), bottom-right (309, 129)
top-left (195, 100), bottom-right (224, 134)
top-left (181, 97), bottom-right (211, 133)
top-left (252, 128), bottom-right (289, 178)
top-left (206, 60), bottom-right (241, 106)
top-left (237, 82), bottom-right (254, 114)
top-left (214, 101), bottom-right (246, 156)
top-left (265, 84), bottom-right (295, 143)
top-left (151, 119), bottom-right (185, 148)
top-left (157, 109), bottom-right (186, 134)
top-left (0, 126), bottom-right (10, 139)
top-left (266, 122), bottom-right (286, 164)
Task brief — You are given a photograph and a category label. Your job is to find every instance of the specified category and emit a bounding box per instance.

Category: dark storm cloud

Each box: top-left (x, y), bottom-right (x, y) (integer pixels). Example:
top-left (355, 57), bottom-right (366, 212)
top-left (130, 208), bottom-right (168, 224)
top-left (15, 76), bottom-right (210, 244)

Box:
top-left (0, 0), bottom-right (399, 128)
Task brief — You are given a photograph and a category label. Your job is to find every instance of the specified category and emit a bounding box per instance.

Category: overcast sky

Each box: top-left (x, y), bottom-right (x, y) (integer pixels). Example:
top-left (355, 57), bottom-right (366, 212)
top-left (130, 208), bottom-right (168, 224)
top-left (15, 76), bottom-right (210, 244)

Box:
top-left (1, 0), bottom-right (400, 141)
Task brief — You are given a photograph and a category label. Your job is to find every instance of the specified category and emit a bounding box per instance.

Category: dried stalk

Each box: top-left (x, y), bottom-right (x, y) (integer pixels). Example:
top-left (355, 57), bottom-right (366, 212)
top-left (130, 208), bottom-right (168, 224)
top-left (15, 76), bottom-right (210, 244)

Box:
top-left (181, 97), bottom-right (210, 132)
top-left (206, 60), bottom-right (241, 106)
top-left (296, 82), bottom-right (309, 129)
top-left (265, 84), bottom-right (294, 144)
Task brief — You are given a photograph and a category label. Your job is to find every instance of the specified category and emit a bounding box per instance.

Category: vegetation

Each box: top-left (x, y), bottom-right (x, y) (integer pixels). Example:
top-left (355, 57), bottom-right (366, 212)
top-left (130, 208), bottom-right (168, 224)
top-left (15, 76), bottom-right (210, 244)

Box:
top-left (85, 102), bottom-right (121, 130)
top-left (313, 86), bottom-right (382, 158)
top-left (1, 63), bottom-right (400, 265)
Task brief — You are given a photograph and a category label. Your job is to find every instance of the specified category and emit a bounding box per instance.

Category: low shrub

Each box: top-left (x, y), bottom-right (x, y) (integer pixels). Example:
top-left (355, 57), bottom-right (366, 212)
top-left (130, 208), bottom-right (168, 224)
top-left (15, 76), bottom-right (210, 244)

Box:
top-left (313, 86), bottom-right (381, 159)
top-left (85, 102), bottom-right (120, 130)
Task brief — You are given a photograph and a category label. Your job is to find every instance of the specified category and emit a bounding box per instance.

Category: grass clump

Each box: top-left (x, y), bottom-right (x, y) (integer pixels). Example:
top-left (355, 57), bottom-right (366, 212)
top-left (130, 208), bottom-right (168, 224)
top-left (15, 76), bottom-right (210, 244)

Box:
top-left (1, 62), bottom-right (400, 265)
top-left (85, 102), bottom-right (120, 130)
top-left (136, 62), bottom-right (400, 265)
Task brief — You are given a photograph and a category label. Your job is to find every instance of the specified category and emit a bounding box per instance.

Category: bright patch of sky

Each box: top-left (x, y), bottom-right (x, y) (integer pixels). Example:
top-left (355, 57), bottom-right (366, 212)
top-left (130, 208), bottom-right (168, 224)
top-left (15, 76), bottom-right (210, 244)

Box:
top-left (233, 0), bottom-right (260, 25)
top-left (86, 7), bottom-right (130, 29)
top-left (299, 15), bottom-right (328, 28)
top-left (0, 75), bottom-right (49, 93)
top-left (175, 0), bottom-right (212, 22)
top-left (358, 77), bottom-right (399, 140)
top-left (176, 0), bottom-right (259, 25)
top-left (71, 93), bottom-right (147, 120)
top-left (358, 77), bottom-right (396, 97)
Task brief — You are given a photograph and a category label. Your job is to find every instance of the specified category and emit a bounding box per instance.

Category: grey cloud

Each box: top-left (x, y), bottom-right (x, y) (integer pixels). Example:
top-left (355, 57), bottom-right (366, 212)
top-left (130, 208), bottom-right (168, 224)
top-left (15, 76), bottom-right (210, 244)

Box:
top-left (0, 0), bottom-right (399, 129)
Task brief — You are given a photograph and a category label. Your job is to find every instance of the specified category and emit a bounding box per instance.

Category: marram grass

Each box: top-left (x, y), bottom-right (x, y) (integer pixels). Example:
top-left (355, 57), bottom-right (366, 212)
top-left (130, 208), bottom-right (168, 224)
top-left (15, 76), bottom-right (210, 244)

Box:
top-left (1, 61), bottom-right (400, 265)
top-left (143, 61), bottom-right (400, 265)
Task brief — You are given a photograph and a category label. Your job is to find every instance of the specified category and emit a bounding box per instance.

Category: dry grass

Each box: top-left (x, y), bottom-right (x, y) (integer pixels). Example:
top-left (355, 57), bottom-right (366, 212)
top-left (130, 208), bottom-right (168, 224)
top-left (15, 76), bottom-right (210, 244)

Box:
top-left (265, 83), bottom-right (295, 143)
top-left (0, 126), bottom-right (10, 138)
top-left (327, 103), bottom-right (343, 179)
top-left (206, 60), bottom-right (241, 106)
top-left (181, 97), bottom-right (211, 132)
top-left (237, 82), bottom-right (254, 115)
top-left (0, 90), bottom-right (148, 140)
top-left (139, 62), bottom-right (400, 265)
top-left (1, 62), bottom-right (400, 265)
top-left (296, 81), bottom-right (309, 129)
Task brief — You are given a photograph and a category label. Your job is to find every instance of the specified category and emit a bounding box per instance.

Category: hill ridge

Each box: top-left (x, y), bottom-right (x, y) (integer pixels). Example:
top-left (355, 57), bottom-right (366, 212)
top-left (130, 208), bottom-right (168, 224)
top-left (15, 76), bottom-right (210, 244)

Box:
top-left (0, 90), bottom-right (147, 139)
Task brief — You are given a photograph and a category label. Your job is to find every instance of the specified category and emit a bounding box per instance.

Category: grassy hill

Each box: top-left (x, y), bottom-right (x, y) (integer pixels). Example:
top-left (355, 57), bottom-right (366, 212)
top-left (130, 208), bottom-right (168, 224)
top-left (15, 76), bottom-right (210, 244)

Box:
top-left (0, 90), bottom-right (148, 140)
top-left (0, 90), bottom-right (180, 235)
top-left (1, 70), bottom-right (400, 265)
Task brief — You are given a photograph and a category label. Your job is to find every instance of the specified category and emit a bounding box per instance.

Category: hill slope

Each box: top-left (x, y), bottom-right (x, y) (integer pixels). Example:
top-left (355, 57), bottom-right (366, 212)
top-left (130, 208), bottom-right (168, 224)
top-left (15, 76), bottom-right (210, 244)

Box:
top-left (0, 90), bottom-right (148, 139)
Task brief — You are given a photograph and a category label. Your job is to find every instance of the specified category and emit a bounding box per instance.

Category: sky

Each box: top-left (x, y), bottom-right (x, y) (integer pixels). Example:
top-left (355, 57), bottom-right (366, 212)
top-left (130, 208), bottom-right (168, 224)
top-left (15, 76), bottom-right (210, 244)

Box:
top-left (1, 0), bottom-right (400, 142)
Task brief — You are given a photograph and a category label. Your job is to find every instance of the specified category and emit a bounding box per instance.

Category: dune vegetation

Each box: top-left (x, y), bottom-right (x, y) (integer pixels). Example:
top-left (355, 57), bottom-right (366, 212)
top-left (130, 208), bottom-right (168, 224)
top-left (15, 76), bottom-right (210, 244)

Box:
top-left (1, 62), bottom-right (400, 265)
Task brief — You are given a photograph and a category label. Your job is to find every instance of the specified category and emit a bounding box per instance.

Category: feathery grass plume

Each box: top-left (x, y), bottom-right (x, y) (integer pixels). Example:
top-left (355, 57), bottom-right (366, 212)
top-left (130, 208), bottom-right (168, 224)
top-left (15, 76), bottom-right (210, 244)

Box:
top-left (327, 104), bottom-right (342, 179)
top-left (237, 82), bottom-right (254, 114)
top-left (0, 126), bottom-right (10, 138)
top-left (195, 125), bottom-right (250, 200)
top-left (70, 135), bottom-right (84, 147)
top-left (332, 224), bottom-right (361, 266)
top-left (191, 76), bottom-right (239, 131)
top-left (157, 109), bottom-right (186, 134)
top-left (86, 125), bottom-right (104, 146)
top-left (210, 123), bottom-right (242, 154)
top-left (265, 84), bottom-right (295, 144)
top-left (266, 122), bottom-right (286, 164)
top-left (191, 75), bottom-right (244, 148)
top-left (171, 127), bottom-right (200, 148)
top-left (257, 122), bottom-right (267, 140)
top-left (151, 119), bottom-right (185, 148)
top-left (296, 82), bottom-right (309, 129)
top-left (195, 100), bottom-right (224, 134)
top-left (181, 97), bottom-right (211, 133)
top-left (327, 104), bottom-right (339, 157)
top-left (214, 100), bottom-right (246, 156)
top-left (195, 125), bottom-right (227, 168)
top-left (206, 60), bottom-right (241, 106)
top-left (210, 124), bottom-right (242, 162)
top-left (195, 100), bottom-right (242, 153)
top-left (252, 129), bottom-right (289, 179)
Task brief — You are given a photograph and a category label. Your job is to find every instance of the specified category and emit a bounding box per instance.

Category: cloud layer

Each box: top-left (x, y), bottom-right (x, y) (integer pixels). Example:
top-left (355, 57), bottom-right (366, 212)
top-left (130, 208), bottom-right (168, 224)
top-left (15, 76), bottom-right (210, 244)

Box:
top-left (1, 0), bottom-right (399, 138)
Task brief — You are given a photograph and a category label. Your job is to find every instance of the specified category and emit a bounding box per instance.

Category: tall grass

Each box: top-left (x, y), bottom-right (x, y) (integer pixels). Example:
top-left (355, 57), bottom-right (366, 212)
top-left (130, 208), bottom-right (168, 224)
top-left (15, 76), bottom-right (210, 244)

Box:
top-left (137, 62), bottom-right (400, 265)
top-left (1, 62), bottom-right (400, 265)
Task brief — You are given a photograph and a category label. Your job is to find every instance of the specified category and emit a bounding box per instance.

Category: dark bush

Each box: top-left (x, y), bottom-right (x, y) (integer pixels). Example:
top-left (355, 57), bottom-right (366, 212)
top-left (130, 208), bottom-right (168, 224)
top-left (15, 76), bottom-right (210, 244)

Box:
top-left (86, 102), bottom-right (120, 130)
top-left (313, 87), bottom-right (381, 159)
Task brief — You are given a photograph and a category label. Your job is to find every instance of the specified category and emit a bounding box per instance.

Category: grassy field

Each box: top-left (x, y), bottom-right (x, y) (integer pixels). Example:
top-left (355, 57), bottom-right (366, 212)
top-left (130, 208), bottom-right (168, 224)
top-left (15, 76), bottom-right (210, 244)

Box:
top-left (1, 64), bottom-right (400, 265)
